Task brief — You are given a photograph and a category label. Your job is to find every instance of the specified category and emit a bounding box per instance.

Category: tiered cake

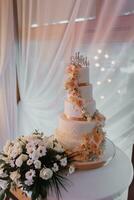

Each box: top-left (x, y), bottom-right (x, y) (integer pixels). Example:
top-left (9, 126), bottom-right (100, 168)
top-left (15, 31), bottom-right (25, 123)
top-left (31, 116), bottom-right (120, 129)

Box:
top-left (55, 52), bottom-right (106, 161)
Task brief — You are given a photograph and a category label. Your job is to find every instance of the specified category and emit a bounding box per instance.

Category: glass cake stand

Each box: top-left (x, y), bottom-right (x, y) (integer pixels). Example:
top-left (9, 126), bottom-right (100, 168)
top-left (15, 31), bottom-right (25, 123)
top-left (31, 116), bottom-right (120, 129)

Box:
top-left (73, 138), bottom-right (116, 170)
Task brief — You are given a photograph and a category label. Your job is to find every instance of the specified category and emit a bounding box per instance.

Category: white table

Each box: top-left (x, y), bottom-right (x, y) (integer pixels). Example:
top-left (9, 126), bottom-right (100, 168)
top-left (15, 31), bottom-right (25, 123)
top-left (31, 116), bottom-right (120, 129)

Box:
top-left (48, 147), bottom-right (133, 200)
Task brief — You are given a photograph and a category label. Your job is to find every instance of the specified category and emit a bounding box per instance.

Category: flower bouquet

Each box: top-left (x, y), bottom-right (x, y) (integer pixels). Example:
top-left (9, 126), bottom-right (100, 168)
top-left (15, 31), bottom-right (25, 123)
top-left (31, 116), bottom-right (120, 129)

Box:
top-left (0, 131), bottom-right (75, 200)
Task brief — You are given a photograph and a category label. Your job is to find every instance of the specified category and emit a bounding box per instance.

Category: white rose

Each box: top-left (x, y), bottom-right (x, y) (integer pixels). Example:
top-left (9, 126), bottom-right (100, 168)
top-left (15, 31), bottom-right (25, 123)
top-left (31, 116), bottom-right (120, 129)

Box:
top-left (15, 156), bottom-right (23, 167)
top-left (10, 145), bottom-right (22, 159)
top-left (60, 157), bottom-right (67, 167)
top-left (52, 163), bottom-right (59, 172)
top-left (69, 165), bottom-right (75, 174)
top-left (27, 159), bottom-right (33, 166)
top-left (40, 168), bottom-right (53, 180)
top-left (25, 169), bottom-right (36, 180)
top-left (0, 180), bottom-right (8, 190)
top-left (21, 154), bottom-right (28, 161)
top-left (10, 159), bottom-right (15, 167)
top-left (10, 171), bottom-right (21, 183)
top-left (10, 150), bottom-right (19, 159)
top-left (0, 168), bottom-right (8, 178)
top-left (34, 160), bottom-right (41, 169)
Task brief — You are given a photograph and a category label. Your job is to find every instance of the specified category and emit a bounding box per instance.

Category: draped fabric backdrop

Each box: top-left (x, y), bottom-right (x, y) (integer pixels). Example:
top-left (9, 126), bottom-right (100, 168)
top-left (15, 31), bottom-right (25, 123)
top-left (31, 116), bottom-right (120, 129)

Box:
top-left (0, 0), bottom-right (17, 150)
top-left (0, 0), bottom-right (134, 155)
top-left (0, 1), bottom-right (134, 199)
top-left (16, 0), bottom-right (134, 155)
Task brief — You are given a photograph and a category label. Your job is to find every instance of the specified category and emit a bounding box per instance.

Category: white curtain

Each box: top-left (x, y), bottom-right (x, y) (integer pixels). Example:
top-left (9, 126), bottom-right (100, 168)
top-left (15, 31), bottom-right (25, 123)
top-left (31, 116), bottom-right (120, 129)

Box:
top-left (16, 0), bottom-right (134, 154)
top-left (0, 0), bottom-right (17, 150)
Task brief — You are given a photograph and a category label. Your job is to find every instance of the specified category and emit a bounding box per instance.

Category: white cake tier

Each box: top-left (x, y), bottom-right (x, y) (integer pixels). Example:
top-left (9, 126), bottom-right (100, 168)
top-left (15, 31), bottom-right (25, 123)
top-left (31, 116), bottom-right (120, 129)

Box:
top-left (67, 84), bottom-right (93, 101)
top-left (64, 99), bottom-right (96, 118)
top-left (78, 67), bottom-right (89, 83)
top-left (55, 113), bottom-right (96, 148)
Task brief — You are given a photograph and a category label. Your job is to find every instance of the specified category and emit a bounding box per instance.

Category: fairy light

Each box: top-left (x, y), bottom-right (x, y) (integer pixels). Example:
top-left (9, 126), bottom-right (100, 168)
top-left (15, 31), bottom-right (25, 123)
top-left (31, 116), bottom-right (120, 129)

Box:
top-left (97, 81), bottom-right (101, 85)
top-left (75, 18), bottom-right (86, 22)
top-left (95, 63), bottom-right (100, 67)
top-left (31, 24), bottom-right (39, 28)
top-left (111, 60), bottom-right (115, 65)
top-left (100, 96), bottom-right (105, 99)
top-left (94, 56), bottom-right (99, 60)
top-left (104, 54), bottom-right (109, 59)
top-left (107, 79), bottom-right (112, 83)
top-left (100, 67), bottom-right (105, 71)
top-left (97, 49), bottom-right (102, 54)
top-left (59, 20), bottom-right (69, 24)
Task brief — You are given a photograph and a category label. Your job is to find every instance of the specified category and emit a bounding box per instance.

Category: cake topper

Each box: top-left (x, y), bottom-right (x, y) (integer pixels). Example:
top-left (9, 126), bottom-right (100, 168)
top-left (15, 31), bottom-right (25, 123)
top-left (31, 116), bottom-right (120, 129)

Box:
top-left (71, 52), bottom-right (90, 67)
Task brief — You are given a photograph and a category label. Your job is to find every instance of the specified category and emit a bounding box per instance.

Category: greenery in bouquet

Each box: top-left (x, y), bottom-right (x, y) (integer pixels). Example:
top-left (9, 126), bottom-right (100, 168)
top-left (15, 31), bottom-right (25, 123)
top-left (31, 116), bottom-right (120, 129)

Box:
top-left (0, 130), bottom-right (76, 200)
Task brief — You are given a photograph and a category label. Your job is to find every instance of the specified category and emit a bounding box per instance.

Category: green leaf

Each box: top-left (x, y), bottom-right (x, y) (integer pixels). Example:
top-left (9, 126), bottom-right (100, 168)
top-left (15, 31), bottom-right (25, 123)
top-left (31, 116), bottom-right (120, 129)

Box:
top-left (40, 186), bottom-right (47, 199)
top-left (0, 190), bottom-right (6, 200)
top-left (31, 183), bottom-right (40, 200)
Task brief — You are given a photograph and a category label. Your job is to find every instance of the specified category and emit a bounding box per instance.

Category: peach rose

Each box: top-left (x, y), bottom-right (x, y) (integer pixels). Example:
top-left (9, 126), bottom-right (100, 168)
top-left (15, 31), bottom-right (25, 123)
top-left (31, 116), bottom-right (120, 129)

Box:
top-left (64, 79), bottom-right (77, 90)
top-left (66, 65), bottom-right (80, 77)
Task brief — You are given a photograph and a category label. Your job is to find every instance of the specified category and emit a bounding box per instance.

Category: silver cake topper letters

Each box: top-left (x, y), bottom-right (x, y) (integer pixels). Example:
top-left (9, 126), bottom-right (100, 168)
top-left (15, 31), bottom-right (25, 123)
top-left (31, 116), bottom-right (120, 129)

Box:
top-left (71, 52), bottom-right (90, 67)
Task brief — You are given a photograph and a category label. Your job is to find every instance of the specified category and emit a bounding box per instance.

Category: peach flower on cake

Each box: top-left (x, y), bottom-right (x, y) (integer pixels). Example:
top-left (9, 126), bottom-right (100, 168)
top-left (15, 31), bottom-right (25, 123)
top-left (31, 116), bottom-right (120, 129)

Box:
top-left (64, 79), bottom-right (78, 91)
top-left (66, 64), bottom-right (80, 77)
top-left (68, 88), bottom-right (80, 98)
top-left (69, 96), bottom-right (83, 107)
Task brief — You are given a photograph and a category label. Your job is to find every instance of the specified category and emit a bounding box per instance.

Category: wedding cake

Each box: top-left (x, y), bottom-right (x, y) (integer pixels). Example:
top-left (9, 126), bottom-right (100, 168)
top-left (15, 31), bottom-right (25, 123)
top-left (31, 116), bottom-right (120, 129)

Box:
top-left (55, 52), bottom-right (106, 161)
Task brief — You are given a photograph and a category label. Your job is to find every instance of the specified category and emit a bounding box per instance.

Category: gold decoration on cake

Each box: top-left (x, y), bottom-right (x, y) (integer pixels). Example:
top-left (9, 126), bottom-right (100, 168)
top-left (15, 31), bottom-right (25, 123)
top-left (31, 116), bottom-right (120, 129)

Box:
top-left (65, 114), bottom-right (87, 121)
top-left (78, 83), bottom-right (89, 86)
top-left (92, 110), bottom-right (106, 127)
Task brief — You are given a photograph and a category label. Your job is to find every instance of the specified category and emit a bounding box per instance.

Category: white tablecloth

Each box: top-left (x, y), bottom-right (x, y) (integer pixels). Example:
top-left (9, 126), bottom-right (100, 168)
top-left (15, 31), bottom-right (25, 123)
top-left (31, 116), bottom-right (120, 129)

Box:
top-left (48, 147), bottom-right (133, 200)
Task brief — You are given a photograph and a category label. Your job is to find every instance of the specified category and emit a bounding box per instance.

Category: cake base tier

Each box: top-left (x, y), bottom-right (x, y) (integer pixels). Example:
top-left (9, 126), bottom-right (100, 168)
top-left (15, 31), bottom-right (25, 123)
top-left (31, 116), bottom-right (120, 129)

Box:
top-left (57, 113), bottom-right (96, 144)
top-left (73, 138), bottom-right (116, 170)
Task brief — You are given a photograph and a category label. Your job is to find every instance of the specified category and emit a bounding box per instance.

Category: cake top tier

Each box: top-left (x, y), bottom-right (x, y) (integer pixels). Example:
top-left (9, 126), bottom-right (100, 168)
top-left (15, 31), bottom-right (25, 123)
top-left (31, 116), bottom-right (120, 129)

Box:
top-left (64, 52), bottom-right (93, 120)
top-left (67, 52), bottom-right (90, 84)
